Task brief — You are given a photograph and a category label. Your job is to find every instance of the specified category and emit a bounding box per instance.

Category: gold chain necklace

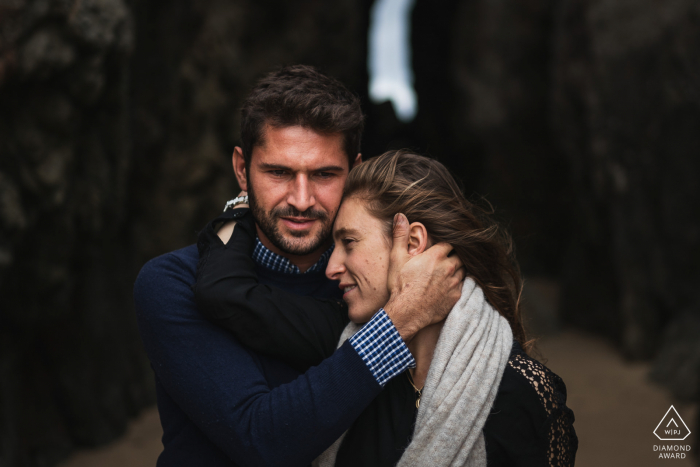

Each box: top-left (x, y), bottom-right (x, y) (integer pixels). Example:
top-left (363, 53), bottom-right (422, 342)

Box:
top-left (406, 370), bottom-right (423, 408)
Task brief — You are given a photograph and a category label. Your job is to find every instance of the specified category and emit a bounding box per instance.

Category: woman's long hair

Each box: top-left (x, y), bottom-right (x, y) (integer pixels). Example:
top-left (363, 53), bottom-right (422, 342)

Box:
top-left (346, 150), bottom-right (528, 349)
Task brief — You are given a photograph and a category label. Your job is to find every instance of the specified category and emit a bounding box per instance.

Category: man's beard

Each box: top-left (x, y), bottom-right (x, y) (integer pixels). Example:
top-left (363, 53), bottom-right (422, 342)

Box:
top-left (248, 188), bottom-right (334, 256)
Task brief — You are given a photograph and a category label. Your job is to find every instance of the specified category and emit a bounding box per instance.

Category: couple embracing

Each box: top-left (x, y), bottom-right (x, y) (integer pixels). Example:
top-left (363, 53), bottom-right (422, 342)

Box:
top-left (134, 65), bottom-right (577, 467)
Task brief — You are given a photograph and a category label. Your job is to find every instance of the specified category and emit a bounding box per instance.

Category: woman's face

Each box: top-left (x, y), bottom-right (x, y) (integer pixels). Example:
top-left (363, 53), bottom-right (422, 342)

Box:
top-left (326, 197), bottom-right (391, 323)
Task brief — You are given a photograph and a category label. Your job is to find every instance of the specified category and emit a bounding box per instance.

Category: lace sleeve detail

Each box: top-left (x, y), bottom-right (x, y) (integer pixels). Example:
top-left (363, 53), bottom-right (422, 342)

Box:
top-left (508, 351), bottom-right (578, 467)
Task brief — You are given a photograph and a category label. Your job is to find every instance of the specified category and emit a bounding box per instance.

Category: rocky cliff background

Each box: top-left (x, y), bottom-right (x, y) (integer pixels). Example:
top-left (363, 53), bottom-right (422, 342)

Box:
top-left (1, 0), bottom-right (699, 465)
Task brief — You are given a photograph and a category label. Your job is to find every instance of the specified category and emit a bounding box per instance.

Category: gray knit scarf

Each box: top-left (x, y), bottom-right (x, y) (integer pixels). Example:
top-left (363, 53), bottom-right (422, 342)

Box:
top-left (313, 278), bottom-right (513, 467)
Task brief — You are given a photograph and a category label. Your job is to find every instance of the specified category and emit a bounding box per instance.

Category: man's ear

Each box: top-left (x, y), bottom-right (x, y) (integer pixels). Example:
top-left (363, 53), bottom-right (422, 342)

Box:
top-left (232, 147), bottom-right (248, 191)
top-left (352, 153), bottom-right (362, 168)
top-left (406, 222), bottom-right (428, 256)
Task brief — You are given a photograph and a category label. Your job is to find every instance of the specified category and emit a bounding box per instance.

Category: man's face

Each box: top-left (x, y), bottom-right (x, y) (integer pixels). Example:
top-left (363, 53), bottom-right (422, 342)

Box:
top-left (234, 125), bottom-right (355, 258)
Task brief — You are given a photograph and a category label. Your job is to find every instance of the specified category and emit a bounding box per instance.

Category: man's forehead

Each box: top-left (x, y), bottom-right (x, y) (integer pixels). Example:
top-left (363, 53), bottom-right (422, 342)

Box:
top-left (258, 124), bottom-right (344, 147)
top-left (252, 125), bottom-right (348, 170)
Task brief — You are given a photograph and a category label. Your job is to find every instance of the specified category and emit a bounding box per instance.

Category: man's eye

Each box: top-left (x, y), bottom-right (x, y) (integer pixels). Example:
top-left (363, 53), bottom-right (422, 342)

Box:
top-left (316, 172), bottom-right (335, 179)
top-left (341, 238), bottom-right (355, 246)
top-left (270, 170), bottom-right (287, 176)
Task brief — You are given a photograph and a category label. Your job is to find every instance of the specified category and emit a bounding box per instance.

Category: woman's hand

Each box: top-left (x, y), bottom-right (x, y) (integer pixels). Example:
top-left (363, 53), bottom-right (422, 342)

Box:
top-left (217, 191), bottom-right (248, 244)
top-left (384, 213), bottom-right (465, 342)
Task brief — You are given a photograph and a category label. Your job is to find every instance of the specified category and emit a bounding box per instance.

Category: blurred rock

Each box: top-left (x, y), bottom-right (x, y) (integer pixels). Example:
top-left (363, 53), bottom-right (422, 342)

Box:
top-left (552, 0), bottom-right (700, 361)
top-left (521, 277), bottom-right (562, 338)
top-left (0, 0), bottom-right (144, 465)
top-left (650, 312), bottom-right (700, 402)
top-left (18, 28), bottom-right (76, 78)
top-left (445, 0), bottom-right (571, 277)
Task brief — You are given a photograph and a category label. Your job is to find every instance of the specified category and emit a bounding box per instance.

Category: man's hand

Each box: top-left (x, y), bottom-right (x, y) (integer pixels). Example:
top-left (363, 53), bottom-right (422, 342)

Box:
top-left (383, 213), bottom-right (465, 342)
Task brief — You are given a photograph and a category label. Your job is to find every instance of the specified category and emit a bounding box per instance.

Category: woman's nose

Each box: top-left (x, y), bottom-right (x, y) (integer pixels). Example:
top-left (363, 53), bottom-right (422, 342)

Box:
top-left (325, 248), bottom-right (346, 280)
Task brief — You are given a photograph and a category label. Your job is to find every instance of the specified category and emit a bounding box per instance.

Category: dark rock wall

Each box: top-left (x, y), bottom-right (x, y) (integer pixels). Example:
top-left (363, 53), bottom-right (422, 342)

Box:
top-left (396, 0), bottom-right (570, 281)
top-left (0, 0), bottom-right (369, 465)
top-left (448, 0), bottom-right (570, 277)
top-left (551, 0), bottom-right (700, 371)
top-left (0, 1), bottom-right (146, 465)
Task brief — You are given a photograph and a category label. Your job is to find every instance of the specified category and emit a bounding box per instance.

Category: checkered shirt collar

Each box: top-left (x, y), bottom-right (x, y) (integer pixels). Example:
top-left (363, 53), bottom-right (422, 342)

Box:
top-left (252, 238), bottom-right (334, 274)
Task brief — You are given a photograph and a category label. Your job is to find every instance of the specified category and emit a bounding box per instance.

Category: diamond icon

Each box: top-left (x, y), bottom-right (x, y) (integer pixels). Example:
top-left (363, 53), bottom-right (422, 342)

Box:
top-left (654, 405), bottom-right (691, 441)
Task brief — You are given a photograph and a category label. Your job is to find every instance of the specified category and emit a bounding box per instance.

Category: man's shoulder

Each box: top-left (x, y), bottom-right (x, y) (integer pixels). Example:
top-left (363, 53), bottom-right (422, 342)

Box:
top-left (134, 244), bottom-right (199, 312)
top-left (138, 244), bottom-right (199, 281)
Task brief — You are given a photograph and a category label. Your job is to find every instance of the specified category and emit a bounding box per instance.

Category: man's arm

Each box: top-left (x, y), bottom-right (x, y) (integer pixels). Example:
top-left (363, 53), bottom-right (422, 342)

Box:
top-left (135, 250), bottom-right (379, 467)
top-left (194, 210), bottom-right (464, 373)
top-left (134, 213), bottom-right (463, 466)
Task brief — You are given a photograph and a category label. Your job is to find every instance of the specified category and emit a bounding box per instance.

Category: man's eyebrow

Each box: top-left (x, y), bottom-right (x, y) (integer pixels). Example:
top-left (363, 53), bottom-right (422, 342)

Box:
top-left (314, 165), bottom-right (345, 172)
top-left (334, 227), bottom-right (360, 240)
top-left (258, 163), bottom-right (346, 172)
top-left (259, 163), bottom-right (292, 171)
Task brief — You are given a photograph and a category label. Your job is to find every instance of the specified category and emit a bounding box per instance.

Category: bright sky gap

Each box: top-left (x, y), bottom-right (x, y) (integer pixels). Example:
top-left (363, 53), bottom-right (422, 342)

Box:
top-left (367, 0), bottom-right (418, 123)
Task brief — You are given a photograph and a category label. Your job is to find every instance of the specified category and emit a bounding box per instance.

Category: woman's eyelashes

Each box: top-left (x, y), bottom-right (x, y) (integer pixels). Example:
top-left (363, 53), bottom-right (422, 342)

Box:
top-left (340, 237), bottom-right (356, 248)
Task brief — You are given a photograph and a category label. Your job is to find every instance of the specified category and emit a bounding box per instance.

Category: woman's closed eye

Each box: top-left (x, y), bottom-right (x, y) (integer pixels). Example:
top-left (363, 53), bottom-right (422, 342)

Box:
top-left (341, 238), bottom-right (356, 248)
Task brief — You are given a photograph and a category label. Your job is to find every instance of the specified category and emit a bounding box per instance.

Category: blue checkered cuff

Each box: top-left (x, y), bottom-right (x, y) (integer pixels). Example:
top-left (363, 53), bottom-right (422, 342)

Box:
top-left (349, 308), bottom-right (416, 387)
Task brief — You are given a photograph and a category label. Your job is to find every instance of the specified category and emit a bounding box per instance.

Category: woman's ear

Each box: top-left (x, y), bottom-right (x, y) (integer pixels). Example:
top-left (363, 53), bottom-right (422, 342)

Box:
top-left (407, 222), bottom-right (428, 256)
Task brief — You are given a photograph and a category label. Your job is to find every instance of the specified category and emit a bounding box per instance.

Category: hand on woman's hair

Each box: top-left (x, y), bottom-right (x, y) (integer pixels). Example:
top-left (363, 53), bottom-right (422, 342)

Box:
top-left (383, 213), bottom-right (465, 343)
top-left (217, 191), bottom-right (249, 244)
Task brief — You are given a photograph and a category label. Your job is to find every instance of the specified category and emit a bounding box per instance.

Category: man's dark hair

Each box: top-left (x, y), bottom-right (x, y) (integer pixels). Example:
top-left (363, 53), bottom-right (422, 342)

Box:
top-left (240, 65), bottom-right (364, 167)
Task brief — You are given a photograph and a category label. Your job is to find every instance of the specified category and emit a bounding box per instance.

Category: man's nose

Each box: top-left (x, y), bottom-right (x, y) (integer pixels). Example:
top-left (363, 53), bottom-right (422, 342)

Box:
top-left (287, 174), bottom-right (315, 212)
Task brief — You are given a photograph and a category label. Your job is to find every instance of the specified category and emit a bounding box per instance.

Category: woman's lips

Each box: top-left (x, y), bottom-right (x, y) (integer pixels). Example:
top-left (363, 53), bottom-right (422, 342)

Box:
top-left (281, 217), bottom-right (316, 230)
top-left (342, 285), bottom-right (357, 297)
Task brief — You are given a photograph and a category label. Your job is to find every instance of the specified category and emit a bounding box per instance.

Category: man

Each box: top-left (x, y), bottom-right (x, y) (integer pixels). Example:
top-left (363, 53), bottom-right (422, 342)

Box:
top-left (134, 65), bottom-right (463, 466)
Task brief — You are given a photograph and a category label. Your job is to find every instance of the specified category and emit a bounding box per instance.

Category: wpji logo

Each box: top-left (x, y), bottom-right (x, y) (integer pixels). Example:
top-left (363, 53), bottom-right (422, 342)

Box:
top-left (653, 406), bottom-right (692, 460)
top-left (654, 406), bottom-right (691, 441)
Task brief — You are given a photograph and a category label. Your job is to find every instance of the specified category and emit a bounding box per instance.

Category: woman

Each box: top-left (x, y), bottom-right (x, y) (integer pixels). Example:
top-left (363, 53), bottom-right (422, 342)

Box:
top-left (195, 150), bottom-right (578, 466)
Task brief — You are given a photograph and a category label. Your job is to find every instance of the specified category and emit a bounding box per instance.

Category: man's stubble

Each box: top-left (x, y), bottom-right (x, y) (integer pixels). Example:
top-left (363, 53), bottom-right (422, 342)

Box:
top-left (247, 182), bottom-right (336, 256)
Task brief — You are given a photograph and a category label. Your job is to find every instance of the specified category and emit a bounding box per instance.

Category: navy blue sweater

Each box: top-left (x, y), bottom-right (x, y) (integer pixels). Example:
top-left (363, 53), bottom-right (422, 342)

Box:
top-left (134, 243), bottom-right (381, 466)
